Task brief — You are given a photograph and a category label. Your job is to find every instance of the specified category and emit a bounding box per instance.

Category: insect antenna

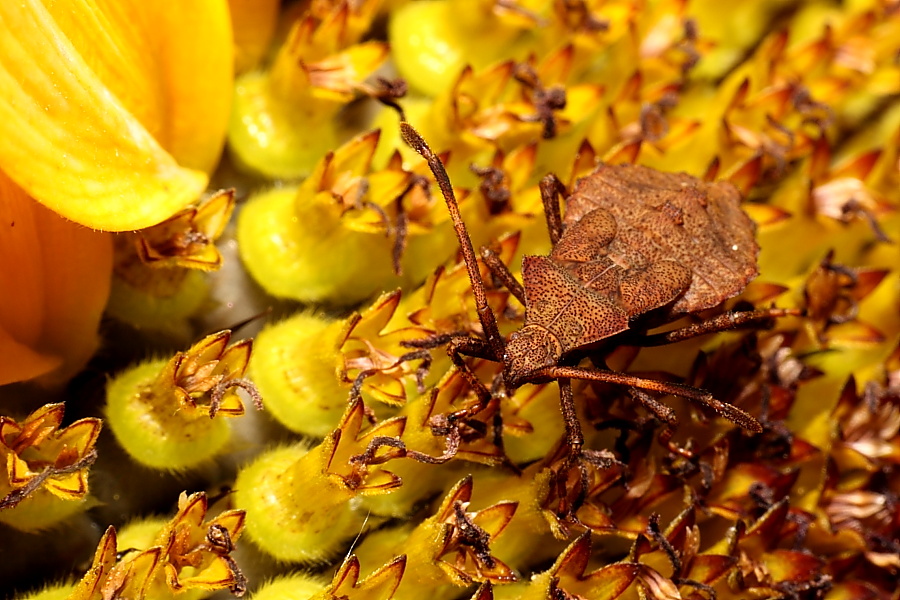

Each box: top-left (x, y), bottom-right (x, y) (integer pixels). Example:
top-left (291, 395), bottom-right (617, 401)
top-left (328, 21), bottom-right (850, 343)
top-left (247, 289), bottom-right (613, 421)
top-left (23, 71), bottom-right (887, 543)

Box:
top-left (399, 123), bottom-right (506, 361)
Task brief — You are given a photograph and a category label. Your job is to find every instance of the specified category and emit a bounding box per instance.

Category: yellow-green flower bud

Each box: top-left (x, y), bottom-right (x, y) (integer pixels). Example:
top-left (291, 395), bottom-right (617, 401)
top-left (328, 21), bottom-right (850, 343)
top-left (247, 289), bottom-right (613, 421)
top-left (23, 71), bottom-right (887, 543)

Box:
top-left (106, 191), bottom-right (234, 337)
top-left (249, 312), bottom-right (350, 437)
top-left (235, 400), bottom-right (403, 562)
top-left (228, 1), bottom-right (386, 178)
top-left (105, 331), bottom-right (260, 470)
top-left (389, 0), bottom-right (536, 96)
top-left (13, 583), bottom-right (72, 600)
top-left (250, 574), bottom-right (327, 600)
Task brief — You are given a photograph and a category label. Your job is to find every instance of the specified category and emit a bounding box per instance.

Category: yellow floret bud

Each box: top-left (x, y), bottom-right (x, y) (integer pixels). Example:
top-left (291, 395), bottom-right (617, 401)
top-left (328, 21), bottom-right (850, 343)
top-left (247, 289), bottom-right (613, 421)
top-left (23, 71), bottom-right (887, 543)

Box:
top-left (234, 399), bottom-right (403, 562)
top-left (105, 331), bottom-right (261, 470)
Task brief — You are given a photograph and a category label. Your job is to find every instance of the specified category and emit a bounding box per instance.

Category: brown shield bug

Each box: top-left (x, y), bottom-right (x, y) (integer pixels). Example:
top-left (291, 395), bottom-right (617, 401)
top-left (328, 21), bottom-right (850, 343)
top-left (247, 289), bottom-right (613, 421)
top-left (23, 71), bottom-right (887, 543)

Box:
top-left (396, 121), bottom-right (798, 464)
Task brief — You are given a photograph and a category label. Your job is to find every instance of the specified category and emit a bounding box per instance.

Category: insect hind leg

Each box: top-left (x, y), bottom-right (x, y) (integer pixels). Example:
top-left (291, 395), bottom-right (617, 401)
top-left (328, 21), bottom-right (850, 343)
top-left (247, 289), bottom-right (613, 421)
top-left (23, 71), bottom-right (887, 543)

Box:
top-left (533, 365), bottom-right (763, 433)
top-left (638, 307), bottom-right (803, 346)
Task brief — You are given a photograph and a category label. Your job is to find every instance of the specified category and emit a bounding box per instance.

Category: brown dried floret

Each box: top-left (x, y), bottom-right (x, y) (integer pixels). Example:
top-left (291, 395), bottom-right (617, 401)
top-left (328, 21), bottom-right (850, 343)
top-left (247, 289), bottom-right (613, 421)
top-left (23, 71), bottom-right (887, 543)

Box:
top-left (0, 403), bottom-right (100, 514)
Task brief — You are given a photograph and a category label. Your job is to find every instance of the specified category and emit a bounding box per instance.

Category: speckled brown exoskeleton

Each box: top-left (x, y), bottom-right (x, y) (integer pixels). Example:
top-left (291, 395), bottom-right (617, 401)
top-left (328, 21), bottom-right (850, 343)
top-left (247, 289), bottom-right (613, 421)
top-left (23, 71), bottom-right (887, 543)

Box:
top-left (398, 122), bottom-right (798, 464)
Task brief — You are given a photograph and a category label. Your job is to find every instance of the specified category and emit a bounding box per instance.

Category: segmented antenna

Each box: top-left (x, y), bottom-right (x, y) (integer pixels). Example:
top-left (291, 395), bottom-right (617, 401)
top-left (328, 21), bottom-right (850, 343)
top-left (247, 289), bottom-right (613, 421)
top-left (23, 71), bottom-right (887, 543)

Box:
top-left (399, 123), bottom-right (506, 359)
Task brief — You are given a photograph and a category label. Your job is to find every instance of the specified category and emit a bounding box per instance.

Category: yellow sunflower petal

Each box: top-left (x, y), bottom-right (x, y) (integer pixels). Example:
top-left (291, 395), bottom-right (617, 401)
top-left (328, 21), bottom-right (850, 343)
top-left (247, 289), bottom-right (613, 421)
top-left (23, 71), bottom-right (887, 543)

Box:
top-left (29, 197), bottom-right (112, 386)
top-left (0, 1), bottom-right (210, 230)
top-left (43, 0), bottom-right (233, 174)
top-left (0, 176), bottom-right (47, 355)
top-left (0, 328), bottom-right (59, 385)
top-left (128, 1), bottom-right (233, 174)
top-left (0, 172), bottom-right (111, 386)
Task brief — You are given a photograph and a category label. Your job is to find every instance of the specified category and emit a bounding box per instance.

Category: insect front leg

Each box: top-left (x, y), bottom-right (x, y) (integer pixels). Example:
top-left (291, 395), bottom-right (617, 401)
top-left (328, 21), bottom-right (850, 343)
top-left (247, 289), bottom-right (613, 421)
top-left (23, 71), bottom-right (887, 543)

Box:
top-left (558, 380), bottom-right (623, 473)
top-left (445, 335), bottom-right (501, 415)
top-left (557, 378), bottom-right (583, 457)
top-left (405, 332), bottom-right (505, 440)
top-left (480, 246), bottom-right (526, 306)
top-left (553, 378), bottom-right (624, 523)
top-left (420, 335), bottom-right (504, 463)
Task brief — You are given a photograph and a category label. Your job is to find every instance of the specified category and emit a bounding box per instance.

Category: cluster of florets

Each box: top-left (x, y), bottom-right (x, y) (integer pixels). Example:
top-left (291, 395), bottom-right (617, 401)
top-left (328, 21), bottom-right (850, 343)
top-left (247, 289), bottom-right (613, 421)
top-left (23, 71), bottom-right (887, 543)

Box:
top-left (4, 2), bottom-right (900, 600)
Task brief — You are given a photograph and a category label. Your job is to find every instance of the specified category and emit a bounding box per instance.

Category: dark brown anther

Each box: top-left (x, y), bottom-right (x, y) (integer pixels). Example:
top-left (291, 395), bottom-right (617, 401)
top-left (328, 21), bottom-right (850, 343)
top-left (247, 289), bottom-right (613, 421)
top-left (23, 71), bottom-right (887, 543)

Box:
top-left (639, 103), bottom-right (670, 142)
top-left (513, 63), bottom-right (567, 139)
top-left (206, 523), bottom-right (235, 554)
top-left (556, 0), bottom-right (609, 32)
top-left (348, 349), bottom-right (432, 405)
top-left (647, 513), bottom-right (683, 574)
top-left (470, 164), bottom-right (511, 215)
top-left (386, 173), bottom-right (432, 275)
top-left (452, 501), bottom-right (496, 569)
top-left (791, 84), bottom-right (833, 129)
top-left (349, 423), bottom-right (461, 467)
top-left (368, 77), bottom-right (409, 117)
top-left (803, 250), bottom-right (888, 343)
top-left (0, 447), bottom-right (98, 510)
top-left (391, 192), bottom-right (409, 276)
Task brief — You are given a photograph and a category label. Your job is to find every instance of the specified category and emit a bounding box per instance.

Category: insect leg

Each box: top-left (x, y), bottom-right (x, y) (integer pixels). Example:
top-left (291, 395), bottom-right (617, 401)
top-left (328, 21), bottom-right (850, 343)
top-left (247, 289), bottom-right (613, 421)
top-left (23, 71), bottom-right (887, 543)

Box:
top-left (557, 380), bottom-right (623, 520)
top-left (446, 335), bottom-right (498, 410)
top-left (348, 349), bottom-right (433, 403)
top-left (558, 378), bottom-right (583, 457)
top-left (539, 173), bottom-right (566, 245)
top-left (638, 307), bottom-right (803, 346)
top-left (393, 335), bottom-right (499, 464)
top-left (480, 246), bottom-right (526, 305)
top-left (534, 365), bottom-right (763, 433)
